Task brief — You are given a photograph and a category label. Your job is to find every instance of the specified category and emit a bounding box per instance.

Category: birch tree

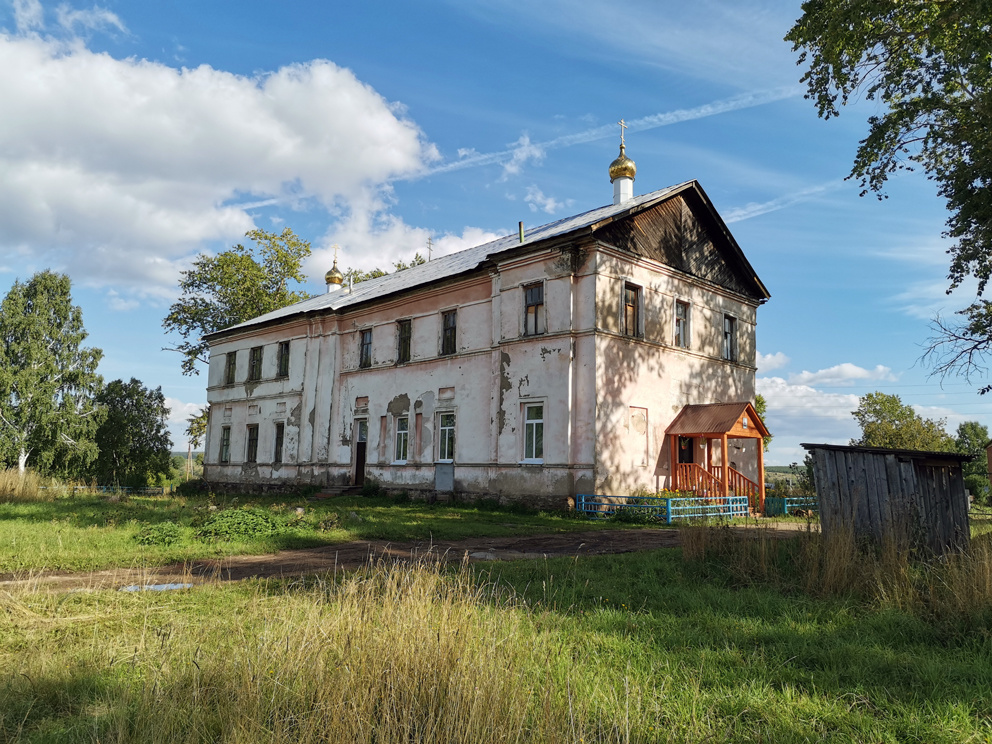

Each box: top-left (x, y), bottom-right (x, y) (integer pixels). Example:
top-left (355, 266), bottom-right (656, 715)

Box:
top-left (0, 271), bottom-right (103, 475)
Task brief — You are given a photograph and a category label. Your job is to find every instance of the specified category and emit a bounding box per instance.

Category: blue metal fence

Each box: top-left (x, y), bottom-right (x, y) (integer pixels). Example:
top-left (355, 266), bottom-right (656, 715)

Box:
top-left (576, 493), bottom-right (749, 523)
top-left (763, 495), bottom-right (818, 517)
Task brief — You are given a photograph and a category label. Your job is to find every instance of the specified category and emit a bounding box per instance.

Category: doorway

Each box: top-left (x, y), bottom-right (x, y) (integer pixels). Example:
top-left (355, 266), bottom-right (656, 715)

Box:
top-left (353, 419), bottom-right (368, 486)
top-left (677, 436), bottom-right (694, 464)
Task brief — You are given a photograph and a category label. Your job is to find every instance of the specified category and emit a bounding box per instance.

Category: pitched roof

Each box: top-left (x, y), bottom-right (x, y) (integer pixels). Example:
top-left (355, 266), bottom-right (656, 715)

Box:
top-left (666, 402), bottom-right (769, 439)
top-left (207, 181), bottom-right (764, 341)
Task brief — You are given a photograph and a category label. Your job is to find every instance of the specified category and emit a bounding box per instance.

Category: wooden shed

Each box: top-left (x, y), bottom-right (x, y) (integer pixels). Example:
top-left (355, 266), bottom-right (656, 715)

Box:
top-left (801, 443), bottom-right (972, 554)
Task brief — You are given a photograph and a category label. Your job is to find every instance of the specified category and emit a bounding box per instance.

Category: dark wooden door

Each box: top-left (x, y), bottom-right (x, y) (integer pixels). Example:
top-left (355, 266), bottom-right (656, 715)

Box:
top-left (353, 419), bottom-right (368, 486)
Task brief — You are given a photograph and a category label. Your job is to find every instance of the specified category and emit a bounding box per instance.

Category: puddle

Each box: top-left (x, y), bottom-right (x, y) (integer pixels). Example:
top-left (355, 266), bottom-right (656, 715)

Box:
top-left (120, 583), bottom-right (194, 592)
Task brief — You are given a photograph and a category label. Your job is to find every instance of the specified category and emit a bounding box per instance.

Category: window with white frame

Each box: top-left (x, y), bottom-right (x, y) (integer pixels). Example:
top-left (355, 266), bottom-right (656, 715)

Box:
top-left (622, 283), bottom-right (641, 337)
top-left (524, 283), bottom-right (545, 335)
top-left (674, 300), bottom-right (690, 348)
top-left (523, 403), bottom-right (544, 461)
top-left (722, 315), bottom-right (737, 361)
top-left (394, 416), bottom-right (409, 462)
top-left (438, 412), bottom-right (455, 461)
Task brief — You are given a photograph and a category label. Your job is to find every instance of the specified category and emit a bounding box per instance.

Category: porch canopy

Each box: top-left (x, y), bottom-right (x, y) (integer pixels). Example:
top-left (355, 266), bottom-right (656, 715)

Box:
top-left (666, 402), bottom-right (769, 509)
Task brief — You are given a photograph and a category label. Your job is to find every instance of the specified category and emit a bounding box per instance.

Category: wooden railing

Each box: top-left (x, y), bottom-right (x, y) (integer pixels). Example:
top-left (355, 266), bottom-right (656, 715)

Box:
top-left (675, 463), bottom-right (724, 497)
top-left (711, 466), bottom-right (761, 509)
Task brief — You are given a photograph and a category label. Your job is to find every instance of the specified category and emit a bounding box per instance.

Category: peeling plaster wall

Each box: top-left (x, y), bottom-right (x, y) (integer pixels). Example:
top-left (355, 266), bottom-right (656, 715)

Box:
top-left (203, 219), bottom-right (762, 504)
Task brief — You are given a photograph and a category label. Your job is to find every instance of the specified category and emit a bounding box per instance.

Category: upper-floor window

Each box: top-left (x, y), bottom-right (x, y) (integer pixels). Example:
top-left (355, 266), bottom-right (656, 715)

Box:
top-left (224, 352), bottom-right (237, 385)
top-left (723, 315), bottom-right (737, 361)
top-left (438, 412), bottom-right (455, 462)
top-left (219, 426), bottom-right (231, 463)
top-left (441, 310), bottom-right (457, 355)
top-left (394, 416), bottom-right (409, 462)
top-left (248, 347), bottom-right (263, 381)
top-left (674, 300), bottom-right (690, 349)
top-left (397, 319), bottom-right (412, 363)
top-left (623, 283), bottom-right (641, 337)
top-left (273, 422), bottom-right (285, 464)
top-left (524, 283), bottom-right (545, 335)
top-left (277, 341), bottom-right (290, 378)
top-left (523, 403), bottom-right (544, 462)
top-left (245, 424), bottom-right (259, 463)
top-left (359, 329), bottom-right (372, 368)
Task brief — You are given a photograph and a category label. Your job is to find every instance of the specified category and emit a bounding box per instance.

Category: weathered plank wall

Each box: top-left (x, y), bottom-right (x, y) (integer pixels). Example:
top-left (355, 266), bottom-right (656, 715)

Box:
top-left (804, 444), bottom-right (970, 555)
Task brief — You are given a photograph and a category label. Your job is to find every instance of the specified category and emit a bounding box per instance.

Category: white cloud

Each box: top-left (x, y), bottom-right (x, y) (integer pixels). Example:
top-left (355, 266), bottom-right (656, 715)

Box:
top-left (310, 191), bottom-right (502, 276)
top-left (524, 185), bottom-right (571, 214)
top-left (55, 5), bottom-right (126, 35)
top-left (0, 32), bottom-right (436, 297)
top-left (164, 396), bottom-right (205, 449)
top-left (756, 350), bottom-right (789, 372)
top-left (12, 0), bottom-right (43, 32)
top-left (788, 363), bottom-right (897, 387)
top-left (723, 179), bottom-right (847, 223)
top-left (500, 135), bottom-right (545, 179)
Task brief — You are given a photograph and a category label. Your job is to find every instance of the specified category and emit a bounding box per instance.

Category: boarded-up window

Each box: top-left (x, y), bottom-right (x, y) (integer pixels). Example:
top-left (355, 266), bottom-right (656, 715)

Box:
top-left (524, 283), bottom-right (545, 335)
top-left (359, 329), bottom-right (372, 368)
top-left (623, 283), bottom-right (641, 337)
top-left (245, 425), bottom-right (259, 463)
top-left (397, 319), bottom-right (412, 363)
top-left (273, 422), bottom-right (284, 463)
top-left (441, 310), bottom-right (457, 355)
top-left (248, 347), bottom-right (263, 381)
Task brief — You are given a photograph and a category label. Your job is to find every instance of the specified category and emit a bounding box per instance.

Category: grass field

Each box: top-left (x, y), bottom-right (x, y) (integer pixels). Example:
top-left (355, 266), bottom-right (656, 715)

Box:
top-left (0, 491), bottom-right (619, 574)
top-left (3, 488), bottom-right (992, 741)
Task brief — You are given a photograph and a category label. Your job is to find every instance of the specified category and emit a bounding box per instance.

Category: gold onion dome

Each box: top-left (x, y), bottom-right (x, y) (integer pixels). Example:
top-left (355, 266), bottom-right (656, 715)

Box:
top-left (609, 144), bottom-right (636, 182)
top-left (325, 259), bottom-right (344, 285)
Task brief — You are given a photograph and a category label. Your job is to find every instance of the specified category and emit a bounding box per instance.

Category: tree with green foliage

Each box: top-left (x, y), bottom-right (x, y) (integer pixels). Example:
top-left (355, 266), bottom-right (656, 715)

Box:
top-left (754, 393), bottom-right (772, 452)
top-left (0, 271), bottom-right (103, 475)
top-left (184, 406), bottom-right (209, 480)
top-left (850, 391), bottom-right (954, 451)
top-left (954, 420), bottom-right (990, 503)
top-left (787, 2), bottom-right (992, 385)
top-left (92, 378), bottom-right (173, 487)
top-left (343, 252), bottom-right (428, 285)
top-left (163, 228), bottom-right (312, 375)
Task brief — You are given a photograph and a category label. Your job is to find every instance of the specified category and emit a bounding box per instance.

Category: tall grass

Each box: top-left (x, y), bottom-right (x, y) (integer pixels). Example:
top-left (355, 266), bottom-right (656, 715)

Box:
top-left (681, 522), bottom-right (992, 632)
top-left (0, 468), bottom-right (46, 502)
top-left (2, 559), bottom-right (659, 743)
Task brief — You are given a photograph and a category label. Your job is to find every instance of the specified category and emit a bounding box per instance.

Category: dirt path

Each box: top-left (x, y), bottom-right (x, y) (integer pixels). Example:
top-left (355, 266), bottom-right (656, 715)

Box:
top-left (1, 523), bottom-right (811, 593)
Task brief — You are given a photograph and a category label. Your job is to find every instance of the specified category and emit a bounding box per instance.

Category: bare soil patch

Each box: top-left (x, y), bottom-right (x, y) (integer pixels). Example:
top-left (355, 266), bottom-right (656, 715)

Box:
top-left (1, 522), bottom-right (811, 593)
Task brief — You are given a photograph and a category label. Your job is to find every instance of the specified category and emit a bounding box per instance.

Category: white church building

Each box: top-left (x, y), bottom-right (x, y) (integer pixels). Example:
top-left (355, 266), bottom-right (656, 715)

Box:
top-left (201, 144), bottom-right (771, 507)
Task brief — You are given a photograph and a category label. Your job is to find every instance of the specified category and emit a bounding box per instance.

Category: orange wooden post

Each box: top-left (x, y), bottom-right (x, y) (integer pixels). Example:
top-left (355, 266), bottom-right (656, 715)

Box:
top-left (721, 433), bottom-right (729, 501)
top-left (670, 435), bottom-right (679, 491)
top-left (757, 436), bottom-right (766, 513)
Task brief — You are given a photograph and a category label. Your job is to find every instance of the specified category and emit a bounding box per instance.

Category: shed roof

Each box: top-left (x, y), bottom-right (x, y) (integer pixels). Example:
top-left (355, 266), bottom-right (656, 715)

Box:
top-left (801, 443), bottom-right (973, 463)
top-left (666, 402), bottom-right (768, 439)
top-left (206, 180), bottom-right (768, 342)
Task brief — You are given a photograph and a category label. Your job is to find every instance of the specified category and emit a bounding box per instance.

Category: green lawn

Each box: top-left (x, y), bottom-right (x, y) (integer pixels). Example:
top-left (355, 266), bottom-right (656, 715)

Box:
top-left (2, 548), bottom-right (990, 742)
top-left (0, 491), bottom-right (623, 573)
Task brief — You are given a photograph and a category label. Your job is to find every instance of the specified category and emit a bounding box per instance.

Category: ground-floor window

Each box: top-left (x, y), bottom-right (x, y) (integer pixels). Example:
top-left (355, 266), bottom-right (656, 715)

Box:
top-left (273, 422), bottom-right (285, 463)
top-left (438, 412), bottom-right (455, 461)
top-left (394, 416), bottom-right (409, 462)
top-left (523, 404), bottom-right (544, 462)
top-left (246, 424), bottom-right (259, 463)
top-left (220, 426), bottom-right (231, 463)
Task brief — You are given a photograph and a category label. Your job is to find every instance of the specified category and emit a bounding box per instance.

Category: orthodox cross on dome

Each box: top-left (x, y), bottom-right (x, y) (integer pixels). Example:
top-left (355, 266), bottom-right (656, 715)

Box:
top-left (332, 244), bottom-right (340, 263)
top-left (427, 236), bottom-right (433, 261)
top-left (618, 118), bottom-right (627, 147)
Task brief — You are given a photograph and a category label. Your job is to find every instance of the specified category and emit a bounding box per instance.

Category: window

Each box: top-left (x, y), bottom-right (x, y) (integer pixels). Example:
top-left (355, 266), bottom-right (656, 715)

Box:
top-left (524, 283), bottom-right (545, 335)
top-left (248, 346), bottom-right (263, 381)
top-left (438, 412), bottom-right (455, 461)
top-left (245, 424), bottom-right (259, 463)
top-left (273, 422), bottom-right (285, 463)
top-left (394, 416), bottom-right (409, 462)
top-left (277, 341), bottom-right (290, 378)
top-left (723, 315), bottom-right (737, 361)
top-left (359, 329), bottom-right (372, 368)
top-left (623, 283), bottom-right (641, 337)
top-left (441, 310), bottom-right (457, 355)
top-left (220, 426), bottom-right (231, 463)
top-left (674, 300), bottom-right (690, 348)
top-left (397, 319), bottom-right (412, 363)
top-left (523, 404), bottom-right (544, 461)
top-left (224, 352), bottom-right (237, 385)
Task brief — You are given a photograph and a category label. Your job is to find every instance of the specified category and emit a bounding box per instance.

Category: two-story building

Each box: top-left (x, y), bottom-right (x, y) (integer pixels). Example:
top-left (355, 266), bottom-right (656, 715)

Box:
top-left (201, 147), bottom-right (770, 507)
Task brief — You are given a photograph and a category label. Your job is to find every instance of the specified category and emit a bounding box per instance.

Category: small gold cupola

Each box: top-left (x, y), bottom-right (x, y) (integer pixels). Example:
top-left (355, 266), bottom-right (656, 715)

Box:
top-left (325, 245), bottom-right (344, 293)
top-left (609, 119), bottom-right (636, 206)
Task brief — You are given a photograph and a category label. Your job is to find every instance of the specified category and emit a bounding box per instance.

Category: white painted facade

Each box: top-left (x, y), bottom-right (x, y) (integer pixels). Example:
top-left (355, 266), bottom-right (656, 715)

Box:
top-left (202, 180), bottom-right (769, 506)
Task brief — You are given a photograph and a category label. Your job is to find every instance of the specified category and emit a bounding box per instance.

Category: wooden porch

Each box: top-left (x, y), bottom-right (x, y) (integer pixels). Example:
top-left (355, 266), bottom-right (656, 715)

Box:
top-left (666, 402), bottom-right (769, 511)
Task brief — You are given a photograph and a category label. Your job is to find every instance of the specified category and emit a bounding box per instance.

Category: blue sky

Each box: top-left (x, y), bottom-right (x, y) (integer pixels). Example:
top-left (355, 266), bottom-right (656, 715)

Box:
top-left (2, 0), bottom-right (989, 465)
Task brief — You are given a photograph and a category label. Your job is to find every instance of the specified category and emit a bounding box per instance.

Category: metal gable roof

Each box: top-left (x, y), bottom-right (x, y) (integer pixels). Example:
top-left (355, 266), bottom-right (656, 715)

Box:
top-left (206, 180), bottom-right (749, 341)
top-left (666, 402), bottom-right (769, 439)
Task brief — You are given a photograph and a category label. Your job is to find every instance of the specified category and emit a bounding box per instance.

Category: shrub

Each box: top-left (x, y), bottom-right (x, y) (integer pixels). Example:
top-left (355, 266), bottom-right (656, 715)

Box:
top-left (197, 507), bottom-right (282, 541)
top-left (361, 478), bottom-right (383, 498)
top-left (135, 521), bottom-right (184, 546)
